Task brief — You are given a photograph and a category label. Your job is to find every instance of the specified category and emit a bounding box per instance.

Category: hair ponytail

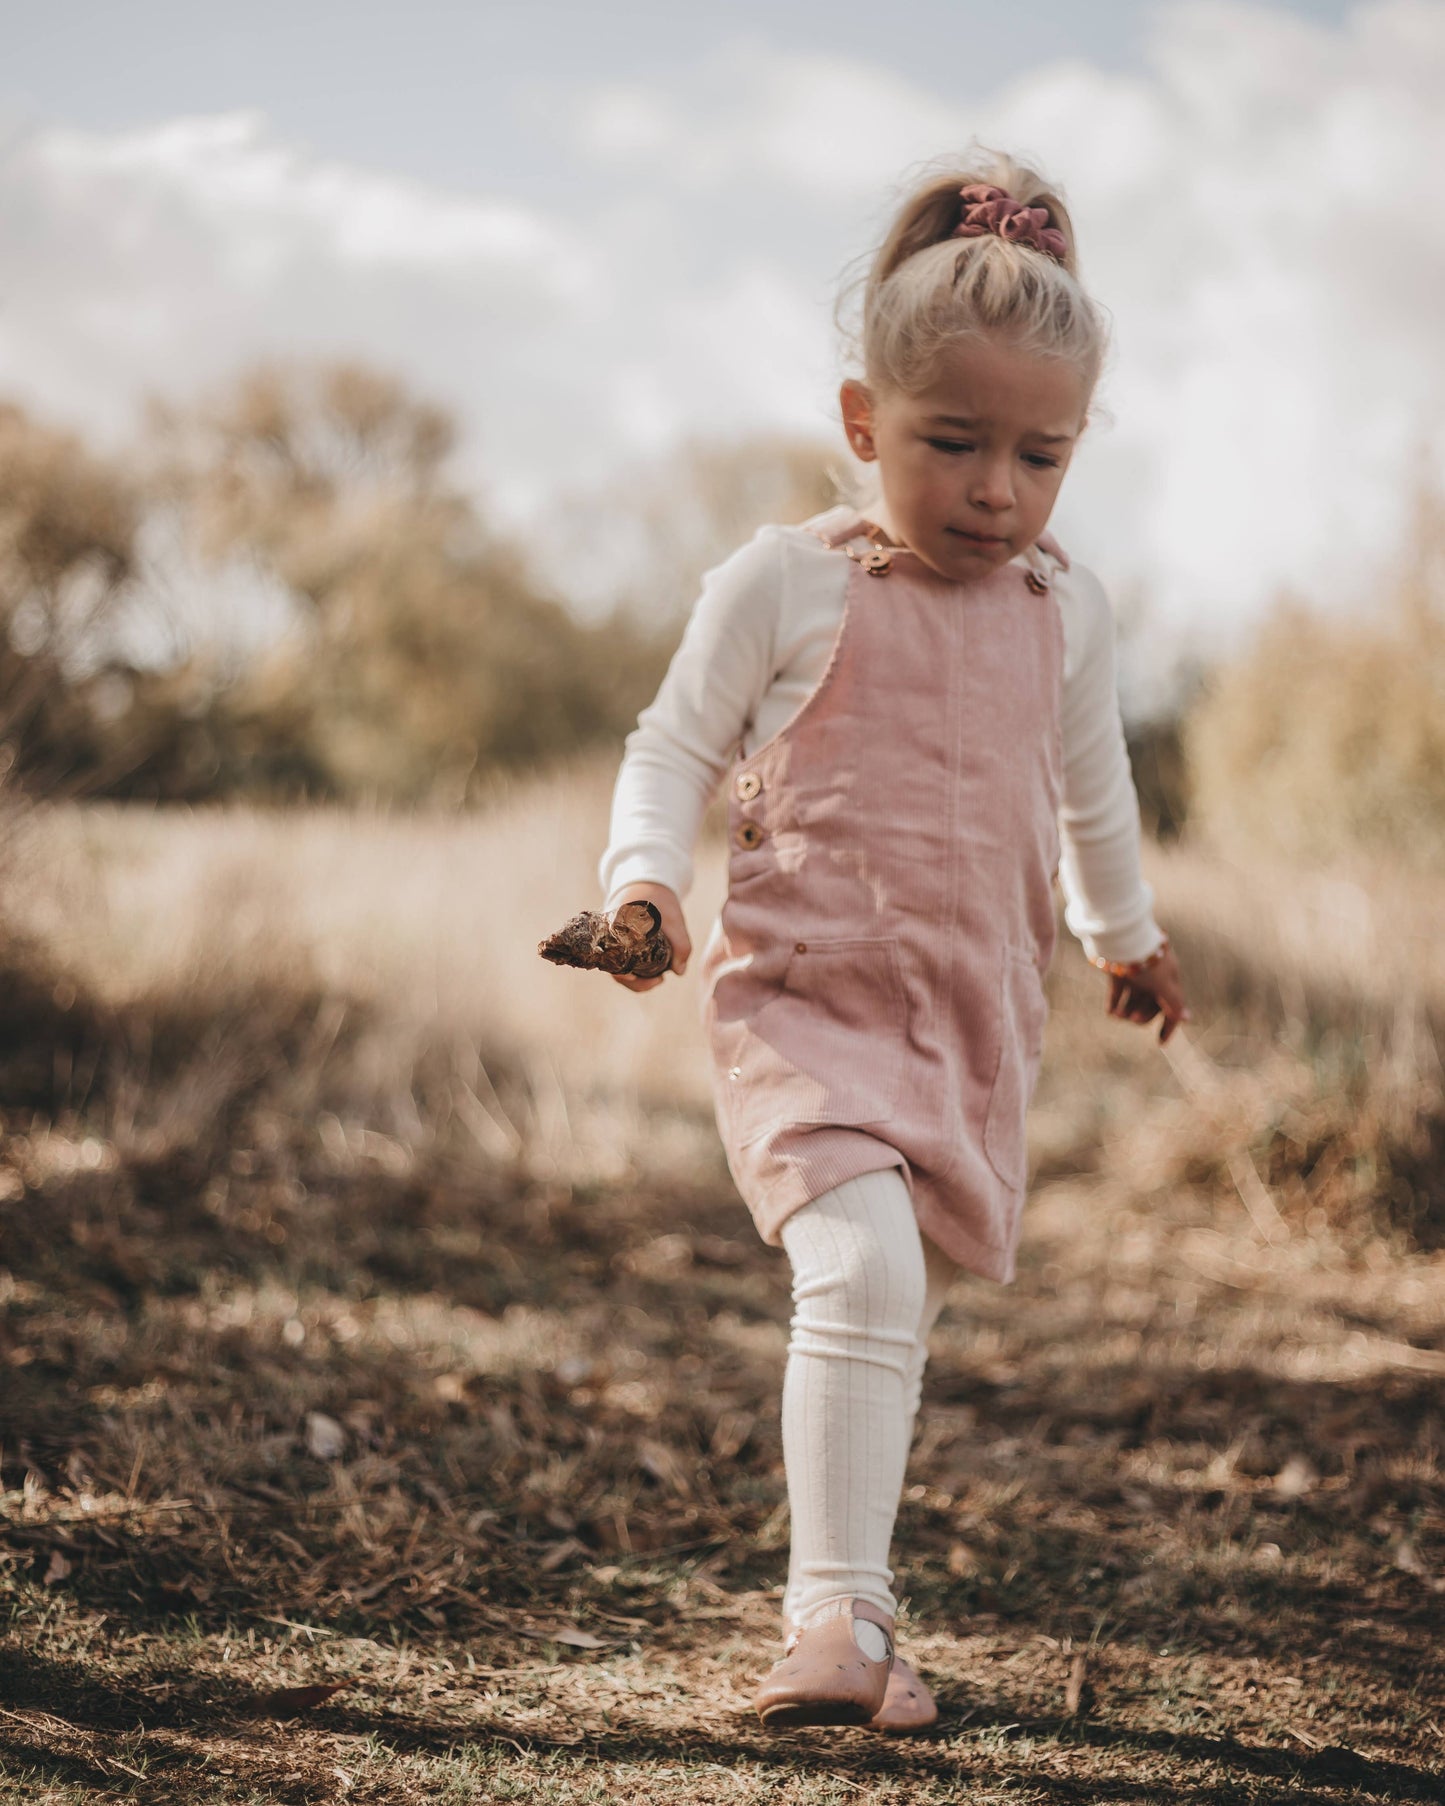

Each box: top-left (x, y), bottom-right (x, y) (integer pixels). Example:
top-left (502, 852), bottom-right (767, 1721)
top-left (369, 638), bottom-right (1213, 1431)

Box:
top-left (845, 147), bottom-right (1105, 401)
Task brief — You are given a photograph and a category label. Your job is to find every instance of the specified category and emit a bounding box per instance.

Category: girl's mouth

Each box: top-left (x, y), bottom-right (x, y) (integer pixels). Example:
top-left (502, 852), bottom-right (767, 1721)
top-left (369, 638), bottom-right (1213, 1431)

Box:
top-left (948, 528), bottom-right (1007, 547)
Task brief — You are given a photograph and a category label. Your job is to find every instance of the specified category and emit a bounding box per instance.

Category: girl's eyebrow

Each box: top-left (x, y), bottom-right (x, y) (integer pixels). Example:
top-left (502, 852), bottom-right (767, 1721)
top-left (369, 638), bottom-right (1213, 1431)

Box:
top-left (927, 413), bottom-right (1076, 444)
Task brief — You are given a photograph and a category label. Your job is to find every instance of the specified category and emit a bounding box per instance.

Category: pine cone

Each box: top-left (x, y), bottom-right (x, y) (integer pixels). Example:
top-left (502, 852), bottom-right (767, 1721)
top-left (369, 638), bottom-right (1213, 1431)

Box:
top-left (537, 901), bottom-right (673, 979)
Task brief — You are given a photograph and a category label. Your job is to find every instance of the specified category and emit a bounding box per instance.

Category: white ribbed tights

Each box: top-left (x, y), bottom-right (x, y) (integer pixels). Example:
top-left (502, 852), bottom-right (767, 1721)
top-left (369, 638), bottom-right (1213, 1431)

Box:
top-left (778, 1168), bottom-right (958, 1631)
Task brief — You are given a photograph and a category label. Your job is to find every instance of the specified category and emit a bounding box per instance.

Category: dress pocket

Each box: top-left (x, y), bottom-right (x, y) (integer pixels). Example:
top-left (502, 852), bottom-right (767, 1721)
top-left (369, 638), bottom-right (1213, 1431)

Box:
top-left (724, 936), bottom-right (908, 1148)
top-left (982, 946), bottom-right (1049, 1190)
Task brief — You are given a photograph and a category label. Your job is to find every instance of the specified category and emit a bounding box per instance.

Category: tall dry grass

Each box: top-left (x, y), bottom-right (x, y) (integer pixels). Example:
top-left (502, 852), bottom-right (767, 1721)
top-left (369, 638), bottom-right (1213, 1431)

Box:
top-left (1185, 490), bottom-right (1445, 871)
top-left (9, 756), bottom-right (1445, 1268)
top-left (7, 754), bottom-right (728, 1119)
top-left (15, 762), bottom-right (1444, 1096)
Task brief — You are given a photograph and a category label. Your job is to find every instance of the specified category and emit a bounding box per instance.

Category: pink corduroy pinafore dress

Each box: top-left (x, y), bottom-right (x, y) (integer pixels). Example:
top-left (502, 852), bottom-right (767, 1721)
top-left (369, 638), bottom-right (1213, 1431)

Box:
top-left (696, 505), bottom-right (1068, 1284)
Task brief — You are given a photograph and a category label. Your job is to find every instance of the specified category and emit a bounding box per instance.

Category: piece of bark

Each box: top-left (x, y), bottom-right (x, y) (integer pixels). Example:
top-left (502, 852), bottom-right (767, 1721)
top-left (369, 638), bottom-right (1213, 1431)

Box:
top-left (538, 901), bottom-right (673, 979)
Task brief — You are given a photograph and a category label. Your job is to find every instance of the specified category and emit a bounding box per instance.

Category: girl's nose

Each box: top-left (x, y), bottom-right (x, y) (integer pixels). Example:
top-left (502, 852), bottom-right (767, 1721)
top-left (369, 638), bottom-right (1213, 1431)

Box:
top-left (970, 461), bottom-right (1014, 511)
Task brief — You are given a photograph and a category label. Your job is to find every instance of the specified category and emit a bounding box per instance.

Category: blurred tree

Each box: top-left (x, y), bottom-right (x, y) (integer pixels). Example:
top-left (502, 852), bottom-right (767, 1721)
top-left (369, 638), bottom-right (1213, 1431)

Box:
top-left (555, 433), bottom-right (844, 626)
top-left (0, 404), bottom-right (139, 790)
top-left (630, 434), bottom-right (844, 613)
top-left (115, 362), bottom-right (670, 803)
top-left (0, 374), bottom-right (867, 807)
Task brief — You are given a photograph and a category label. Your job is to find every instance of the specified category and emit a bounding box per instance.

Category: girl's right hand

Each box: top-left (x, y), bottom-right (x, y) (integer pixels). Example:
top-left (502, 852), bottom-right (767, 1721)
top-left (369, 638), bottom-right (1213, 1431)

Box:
top-left (1105, 944), bottom-right (1191, 1042)
top-left (607, 883), bottom-right (692, 993)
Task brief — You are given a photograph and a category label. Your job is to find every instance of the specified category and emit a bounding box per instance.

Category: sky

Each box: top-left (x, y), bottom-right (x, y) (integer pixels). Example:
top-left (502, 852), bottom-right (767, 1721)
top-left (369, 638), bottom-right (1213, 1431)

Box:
top-left (1, 0), bottom-right (1442, 690)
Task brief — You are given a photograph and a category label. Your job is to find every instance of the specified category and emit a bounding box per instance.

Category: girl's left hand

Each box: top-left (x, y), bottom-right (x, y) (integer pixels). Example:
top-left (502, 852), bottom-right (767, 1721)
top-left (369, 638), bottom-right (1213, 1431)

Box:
top-left (1105, 946), bottom-right (1191, 1042)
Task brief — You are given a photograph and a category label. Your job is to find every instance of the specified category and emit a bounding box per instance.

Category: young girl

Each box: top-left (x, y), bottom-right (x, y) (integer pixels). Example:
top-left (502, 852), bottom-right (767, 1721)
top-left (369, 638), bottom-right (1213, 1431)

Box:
top-left (598, 152), bottom-right (1189, 1733)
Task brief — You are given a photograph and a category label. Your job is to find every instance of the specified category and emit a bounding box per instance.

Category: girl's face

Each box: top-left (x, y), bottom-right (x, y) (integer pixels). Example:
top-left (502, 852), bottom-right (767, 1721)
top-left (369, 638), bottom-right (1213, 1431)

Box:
top-left (840, 337), bottom-right (1087, 583)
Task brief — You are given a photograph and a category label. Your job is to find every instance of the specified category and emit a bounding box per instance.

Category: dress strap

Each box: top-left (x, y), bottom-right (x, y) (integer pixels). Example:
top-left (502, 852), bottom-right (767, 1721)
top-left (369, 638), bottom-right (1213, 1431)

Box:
top-left (807, 517), bottom-right (914, 577)
top-left (1035, 529), bottom-right (1070, 572)
top-left (805, 506), bottom-right (873, 550)
top-left (1018, 531), bottom-right (1069, 595)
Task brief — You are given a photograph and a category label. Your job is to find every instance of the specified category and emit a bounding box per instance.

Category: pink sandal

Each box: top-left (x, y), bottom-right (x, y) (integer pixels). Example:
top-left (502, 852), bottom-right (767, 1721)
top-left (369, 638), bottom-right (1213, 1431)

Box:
top-left (869, 1653), bottom-right (938, 1734)
top-left (757, 1606), bottom-right (938, 1733)
top-left (754, 1600), bottom-right (895, 1729)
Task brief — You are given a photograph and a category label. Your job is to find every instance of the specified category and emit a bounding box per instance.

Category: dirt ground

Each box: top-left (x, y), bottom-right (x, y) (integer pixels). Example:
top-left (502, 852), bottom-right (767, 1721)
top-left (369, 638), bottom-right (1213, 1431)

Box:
top-left (1, 795), bottom-right (1442, 1803)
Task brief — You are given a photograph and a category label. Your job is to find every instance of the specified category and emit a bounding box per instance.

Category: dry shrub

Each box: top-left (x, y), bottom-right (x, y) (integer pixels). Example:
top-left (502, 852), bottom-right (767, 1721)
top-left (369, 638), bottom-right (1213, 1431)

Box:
top-left (130, 361), bottom-right (672, 803)
top-left (0, 370), bottom-right (844, 809)
top-left (1185, 497), bottom-right (1445, 868)
top-left (0, 403), bottom-right (138, 791)
top-left (0, 367), bottom-right (677, 806)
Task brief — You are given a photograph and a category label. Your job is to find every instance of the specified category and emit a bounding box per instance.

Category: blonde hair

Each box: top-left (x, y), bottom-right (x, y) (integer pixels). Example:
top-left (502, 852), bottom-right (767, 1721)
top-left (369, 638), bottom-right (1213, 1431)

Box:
top-left (845, 149), bottom-right (1108, 402)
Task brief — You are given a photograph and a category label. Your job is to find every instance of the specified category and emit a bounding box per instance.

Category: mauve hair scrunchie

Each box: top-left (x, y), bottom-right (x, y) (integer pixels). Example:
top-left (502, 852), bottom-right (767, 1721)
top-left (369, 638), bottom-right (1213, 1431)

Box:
top-left (952, 183), bottom-right (1068, 262)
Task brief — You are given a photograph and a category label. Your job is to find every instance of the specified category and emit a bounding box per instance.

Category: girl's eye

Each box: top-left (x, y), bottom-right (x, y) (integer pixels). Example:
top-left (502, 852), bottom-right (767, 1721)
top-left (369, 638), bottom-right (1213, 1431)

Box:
top-left (926, 438), bottom-right (975, 455)
top-left (1023, 453), bottom-right (1061, 470)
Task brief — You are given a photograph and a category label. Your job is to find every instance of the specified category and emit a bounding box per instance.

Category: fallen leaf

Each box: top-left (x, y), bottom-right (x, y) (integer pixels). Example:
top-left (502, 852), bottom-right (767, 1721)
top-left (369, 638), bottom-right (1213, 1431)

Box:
top-left (254, 1681), bottom-right (351, 1717)
top-left (637, 1438), bottom-right (691, 1497)
top-left (1273, 1455), bottom-right (1316, 1499)
top-left (538, 1538), bottom-right (585, 1573)
top-left (43, 1550), bottom-right (72, 1585)
top-left (708, 1410), bottom-right (755, 1463)
top-left (1393, 1537), bottom-right (1425, 1576)
top-left (551, 1627), bottom-right (609, 1649)
top-left (1064, 1652), bottom-right (1089, 1716)
top-left (305, 1412), bottom-right (346, 1461)
top-left (518, 1624), bottom-right (611, 1649)
top-left (947, 1541), bottom-right (978, 1577)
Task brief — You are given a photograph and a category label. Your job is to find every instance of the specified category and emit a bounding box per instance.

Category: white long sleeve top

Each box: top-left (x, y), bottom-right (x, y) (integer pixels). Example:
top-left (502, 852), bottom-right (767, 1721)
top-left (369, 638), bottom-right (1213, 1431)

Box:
top-left (598, 519), bottom-right (1162, 965)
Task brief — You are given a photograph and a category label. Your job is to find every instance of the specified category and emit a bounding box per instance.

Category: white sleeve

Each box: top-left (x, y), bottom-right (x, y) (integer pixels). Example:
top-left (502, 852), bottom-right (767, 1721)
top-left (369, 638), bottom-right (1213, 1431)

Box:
top-left (1055, 563), bottom-right (1165, 965)
top-left (598, 525), bottom-right (784, 910)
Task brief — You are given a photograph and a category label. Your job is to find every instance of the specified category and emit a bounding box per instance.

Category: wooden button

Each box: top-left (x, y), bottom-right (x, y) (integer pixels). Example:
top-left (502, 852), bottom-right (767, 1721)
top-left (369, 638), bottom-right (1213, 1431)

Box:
top-left (1025, 569), bottom-right (1050, 595)
top-left (735, 771), bottom-right (762, 801)
top-left (734, 821), bottom-right (764, 850)
top-left (795, 942), bottom-right (807, 953)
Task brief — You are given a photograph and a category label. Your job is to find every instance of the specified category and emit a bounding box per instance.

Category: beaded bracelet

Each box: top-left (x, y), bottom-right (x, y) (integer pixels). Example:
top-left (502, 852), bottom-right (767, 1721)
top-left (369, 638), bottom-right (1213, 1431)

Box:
top-left (1089, 933), bottom-right (1170, 980)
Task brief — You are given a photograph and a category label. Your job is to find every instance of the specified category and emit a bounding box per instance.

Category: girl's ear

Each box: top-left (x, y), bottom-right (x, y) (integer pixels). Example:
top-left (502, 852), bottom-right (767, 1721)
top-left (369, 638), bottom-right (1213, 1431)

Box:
top-left (839, 379), bottom-right (878, 462)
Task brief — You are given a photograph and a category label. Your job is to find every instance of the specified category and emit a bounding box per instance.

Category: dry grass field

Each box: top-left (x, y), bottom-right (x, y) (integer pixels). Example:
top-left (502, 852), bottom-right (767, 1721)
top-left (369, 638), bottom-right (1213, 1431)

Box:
top-left (1, 755), bottom-right (1442, 1803)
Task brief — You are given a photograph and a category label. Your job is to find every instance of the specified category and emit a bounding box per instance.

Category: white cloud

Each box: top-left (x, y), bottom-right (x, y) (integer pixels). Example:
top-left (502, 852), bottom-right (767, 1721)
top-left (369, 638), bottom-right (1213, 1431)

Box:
top-left (632, 43), bottom-right (963, 198)
top-left (2, 2), bottom-right (1445, 684)
top-left (0, 110), bottom-right (596, 462)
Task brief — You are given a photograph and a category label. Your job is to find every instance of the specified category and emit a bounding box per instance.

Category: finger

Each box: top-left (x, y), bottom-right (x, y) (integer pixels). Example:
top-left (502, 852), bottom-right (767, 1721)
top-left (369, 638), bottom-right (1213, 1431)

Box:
top-left (1157, 989), bottom-right (1192, 1039)
top-left (613, 972), bottom-right (662, 993)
